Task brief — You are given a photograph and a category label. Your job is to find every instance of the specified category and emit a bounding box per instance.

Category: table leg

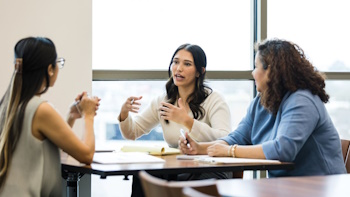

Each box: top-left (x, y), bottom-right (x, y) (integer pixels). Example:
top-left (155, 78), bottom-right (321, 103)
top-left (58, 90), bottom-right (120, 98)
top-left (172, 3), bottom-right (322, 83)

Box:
top-left (66, 172), bottom-right (80, 197)
top-left (253, 170), bottom-right (258, 179)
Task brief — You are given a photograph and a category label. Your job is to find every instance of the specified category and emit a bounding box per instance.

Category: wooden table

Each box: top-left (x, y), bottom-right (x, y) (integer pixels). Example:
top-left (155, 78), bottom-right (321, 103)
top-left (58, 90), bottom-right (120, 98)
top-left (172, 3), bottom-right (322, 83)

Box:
top-left (62, 154), bottom-right (294, 197)
top-left (217, 174), bottom-right (349, 197)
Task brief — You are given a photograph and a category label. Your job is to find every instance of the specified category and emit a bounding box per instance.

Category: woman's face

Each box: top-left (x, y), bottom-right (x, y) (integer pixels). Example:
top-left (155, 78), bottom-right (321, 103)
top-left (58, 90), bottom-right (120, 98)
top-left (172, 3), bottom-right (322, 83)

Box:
top-left (252, 52), bottom-right (269, 93)
top-left (171, 49), bottom-right (199, 89)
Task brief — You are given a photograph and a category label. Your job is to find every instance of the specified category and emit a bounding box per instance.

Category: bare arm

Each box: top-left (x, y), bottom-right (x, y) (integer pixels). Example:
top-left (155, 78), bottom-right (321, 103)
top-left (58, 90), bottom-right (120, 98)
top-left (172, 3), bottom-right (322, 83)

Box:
top-left (235, 145), bottom-right (265, 159)
top-left (207, 143), bottom-right (266, 159)
top-left (180, 132), bottom-right (266, 159)
top-left (32, 95), bottom-right (99, 164)
top-left (66, 92), bottom-right (91, 127)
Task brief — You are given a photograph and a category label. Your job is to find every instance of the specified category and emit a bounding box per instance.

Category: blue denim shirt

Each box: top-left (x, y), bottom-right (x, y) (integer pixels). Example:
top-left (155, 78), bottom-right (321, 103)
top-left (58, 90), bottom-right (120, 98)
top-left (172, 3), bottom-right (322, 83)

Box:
top-left (221, 89), bottom-right (346, 177)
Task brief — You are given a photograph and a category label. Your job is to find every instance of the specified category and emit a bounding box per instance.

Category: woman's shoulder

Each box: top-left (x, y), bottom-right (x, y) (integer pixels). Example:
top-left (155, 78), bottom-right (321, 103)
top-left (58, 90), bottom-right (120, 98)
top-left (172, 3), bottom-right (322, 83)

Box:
top-left (26, 96), bottom-right (47, 112)
top-left (286, 89), bottom-right (319, 102)
top-left (204, 89), bottom-right (228, 105)
top-left (206, 89), bottom-right (222, 99)
top-left (282, 89), bottom-right (323, 108)
top-left (35, 101), bottom-right (56, 118)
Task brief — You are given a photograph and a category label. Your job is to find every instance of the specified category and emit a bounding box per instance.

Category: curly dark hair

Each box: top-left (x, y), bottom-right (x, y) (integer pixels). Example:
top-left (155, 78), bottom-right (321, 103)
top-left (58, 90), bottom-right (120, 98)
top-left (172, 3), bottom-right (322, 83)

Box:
top-left (165, 44), bottom-right (212, 123)
top-left (256, 39), bottom-right (329, 115)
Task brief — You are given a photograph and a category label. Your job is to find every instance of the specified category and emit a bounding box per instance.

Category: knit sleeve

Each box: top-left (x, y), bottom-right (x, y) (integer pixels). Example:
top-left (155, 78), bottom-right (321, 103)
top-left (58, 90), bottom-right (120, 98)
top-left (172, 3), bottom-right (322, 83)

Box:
top-left (189, 92), bottom-right (231, 142)
top-left (119, 94), bottom-right (164, 140)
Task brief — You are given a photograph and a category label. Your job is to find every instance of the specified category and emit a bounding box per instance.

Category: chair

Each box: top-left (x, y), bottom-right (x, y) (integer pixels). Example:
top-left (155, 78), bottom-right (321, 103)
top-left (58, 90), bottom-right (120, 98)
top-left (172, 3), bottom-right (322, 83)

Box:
top-left (139, 171), bottom-right (220, 197)
top-left (182, 187), bottom-right (218, 197)
top-left (341, 139), bottom-right (350, 173)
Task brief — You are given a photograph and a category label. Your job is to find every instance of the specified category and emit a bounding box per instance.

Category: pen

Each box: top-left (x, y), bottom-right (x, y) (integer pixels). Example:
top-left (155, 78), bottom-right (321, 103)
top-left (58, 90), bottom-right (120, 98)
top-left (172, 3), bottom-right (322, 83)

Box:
top-left (131, 99), bottom-right (134, 105)
top-left (74, 101), bottom-right (82, 115)
top-left (95, 150), bottom-right (115, 153)
top-left (180, 129), bottom-right (191, 148)
top-left (74, 92), bottom-right (90, 116)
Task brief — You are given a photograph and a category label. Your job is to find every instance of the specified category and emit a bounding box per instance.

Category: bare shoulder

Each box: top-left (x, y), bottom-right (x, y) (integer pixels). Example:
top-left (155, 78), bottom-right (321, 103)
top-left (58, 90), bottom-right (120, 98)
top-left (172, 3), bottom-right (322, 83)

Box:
top-left (32, 102), bottom-right (56, 140)
top-left (34, 102), bottom-right (63, 126)
top-left (35, 102), bottom-right (57, 119)
top-left (33, 101), bottom-right (65, 140)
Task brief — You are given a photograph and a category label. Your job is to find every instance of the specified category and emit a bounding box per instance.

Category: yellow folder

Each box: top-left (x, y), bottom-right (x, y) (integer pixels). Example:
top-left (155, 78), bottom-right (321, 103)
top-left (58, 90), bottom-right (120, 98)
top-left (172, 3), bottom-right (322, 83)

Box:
top-left (121, 145), bottom-right (181, 156)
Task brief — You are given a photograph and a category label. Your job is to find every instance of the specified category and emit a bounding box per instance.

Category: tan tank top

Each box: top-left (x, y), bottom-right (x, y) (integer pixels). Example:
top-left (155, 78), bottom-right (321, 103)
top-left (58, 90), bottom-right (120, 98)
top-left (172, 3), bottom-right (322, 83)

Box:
top-left (0, 96), bottom-right (62, 196)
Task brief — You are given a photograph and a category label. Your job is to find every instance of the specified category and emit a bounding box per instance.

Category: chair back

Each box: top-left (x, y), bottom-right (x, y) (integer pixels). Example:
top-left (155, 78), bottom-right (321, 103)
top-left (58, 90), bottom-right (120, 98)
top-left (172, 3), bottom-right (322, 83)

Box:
top-left (139, 171), bottom-right (169, 197)
top-left (139, 171), bottom-right (220, 197)
top-left (168, 178), bottom-right (220, 197)
top-left (182, 186), bottom-right (218, 197)
top-left (341, 139), bottom-right (350, 173)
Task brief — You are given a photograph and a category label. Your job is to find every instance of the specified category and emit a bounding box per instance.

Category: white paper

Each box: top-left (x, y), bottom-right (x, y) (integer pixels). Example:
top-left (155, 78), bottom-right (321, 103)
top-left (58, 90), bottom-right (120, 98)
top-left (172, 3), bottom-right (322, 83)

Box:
top-left (197, 157), bottom-right (281, 164)
top-left (93, 152), bottom-right (165, 164)
top-left (176, 155), bottom-right (209, 160)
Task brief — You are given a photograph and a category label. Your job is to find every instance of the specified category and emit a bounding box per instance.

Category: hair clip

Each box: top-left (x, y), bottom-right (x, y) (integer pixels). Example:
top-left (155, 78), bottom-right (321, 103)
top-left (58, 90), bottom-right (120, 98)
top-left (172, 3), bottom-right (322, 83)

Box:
top-left (14, 58), bottom-right (23, 74)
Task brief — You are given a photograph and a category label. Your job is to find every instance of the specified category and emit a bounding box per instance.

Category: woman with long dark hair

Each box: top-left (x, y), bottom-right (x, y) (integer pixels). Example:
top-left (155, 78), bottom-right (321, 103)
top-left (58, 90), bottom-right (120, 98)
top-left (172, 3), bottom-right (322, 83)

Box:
top-left (119, 44), bottom-right (231, 148)
top-left (118, 44), bottom-right (232, 197)
top-left (0, 37), bottom-right (100, 196)
top-left (180, 39), bottom-right (347, 177)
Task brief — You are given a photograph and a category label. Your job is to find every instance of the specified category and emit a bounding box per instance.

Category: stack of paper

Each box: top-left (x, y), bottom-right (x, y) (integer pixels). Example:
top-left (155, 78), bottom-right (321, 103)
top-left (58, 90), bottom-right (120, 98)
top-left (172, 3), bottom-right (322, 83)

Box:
top-left (176, 155), bottom-right (209, 160)
top-left (197, 157), bottom-right (281, 164)
top-left (93, 152), bottom-right (165, 164)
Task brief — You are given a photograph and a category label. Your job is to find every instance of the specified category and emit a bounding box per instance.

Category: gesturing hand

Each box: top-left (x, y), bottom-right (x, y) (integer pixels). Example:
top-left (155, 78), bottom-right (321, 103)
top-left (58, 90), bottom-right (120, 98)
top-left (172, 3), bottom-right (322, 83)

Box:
top-left (159, 98), bottom-right (189, 125)
top-left (119, 96), bottom-right (142, 121)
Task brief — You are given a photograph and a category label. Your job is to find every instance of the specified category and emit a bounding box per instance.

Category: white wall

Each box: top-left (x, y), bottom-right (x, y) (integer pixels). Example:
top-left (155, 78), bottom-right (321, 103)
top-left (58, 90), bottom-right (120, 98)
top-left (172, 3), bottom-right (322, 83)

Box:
top-left (0, 0), bottom-right (92, 136)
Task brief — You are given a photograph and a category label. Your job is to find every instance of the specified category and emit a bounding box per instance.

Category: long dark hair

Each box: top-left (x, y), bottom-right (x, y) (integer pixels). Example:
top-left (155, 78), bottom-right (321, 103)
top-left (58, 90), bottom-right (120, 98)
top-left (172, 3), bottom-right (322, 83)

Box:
top-left (256, 38), bottom-right (329, 115)
top-left (165, 44), bottom-right (211, 123)
top-left (0, 37), bottom-right (57, 187)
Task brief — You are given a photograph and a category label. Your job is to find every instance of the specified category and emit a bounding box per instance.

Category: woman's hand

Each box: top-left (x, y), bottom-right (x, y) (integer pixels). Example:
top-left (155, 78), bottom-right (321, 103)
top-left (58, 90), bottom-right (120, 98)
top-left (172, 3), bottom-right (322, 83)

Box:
top-left (179, 132), bottom-right (200, 155)
top-left (68, 92), bottom-right (85, 119)
top-left (207, 143), bottom-right (231, 157)
top-left (119, 96), bottom-right (142, 121)
top-left (159, 98), bottom-right (193, 128)
top-left (78, 92), bottom-right (101, 117)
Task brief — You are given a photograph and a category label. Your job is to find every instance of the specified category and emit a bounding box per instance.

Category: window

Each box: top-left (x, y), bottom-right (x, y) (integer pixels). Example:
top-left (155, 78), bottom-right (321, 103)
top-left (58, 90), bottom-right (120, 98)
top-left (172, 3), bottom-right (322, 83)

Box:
top-left (93, 0), bottom-right (251, 70)
top-left (268, 0), bottom-right (350, 138)
top-left (93, 80), bottom-right (253, 142)
top-left (267, 0), bottom-right (350, 71)
top-left (92, 0), bottom-right (254, 148)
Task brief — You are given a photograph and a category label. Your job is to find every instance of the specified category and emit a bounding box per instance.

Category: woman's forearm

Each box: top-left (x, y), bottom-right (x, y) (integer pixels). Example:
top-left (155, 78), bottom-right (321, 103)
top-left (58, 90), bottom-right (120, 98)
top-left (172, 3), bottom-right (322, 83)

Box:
top-left (67, 115), bottom-right (75, 127)
top-left (83, 115), bottom-right (95, 155)
top-left (235, 144), bottom-right (266, 159)
top-left (198, 140), bottom-right (227, 154)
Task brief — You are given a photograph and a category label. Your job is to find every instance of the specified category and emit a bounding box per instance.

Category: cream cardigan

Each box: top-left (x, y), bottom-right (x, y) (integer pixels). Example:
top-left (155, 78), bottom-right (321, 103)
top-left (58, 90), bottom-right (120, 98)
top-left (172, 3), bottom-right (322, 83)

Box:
top-left (119, 91), bottom-right (232, 147)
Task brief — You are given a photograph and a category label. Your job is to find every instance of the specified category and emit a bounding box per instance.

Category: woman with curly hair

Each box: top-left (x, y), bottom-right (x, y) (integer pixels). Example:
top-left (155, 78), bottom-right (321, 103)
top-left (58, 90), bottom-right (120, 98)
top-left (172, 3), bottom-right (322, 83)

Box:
top-left (180, 39), bottom-right (346, 177)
